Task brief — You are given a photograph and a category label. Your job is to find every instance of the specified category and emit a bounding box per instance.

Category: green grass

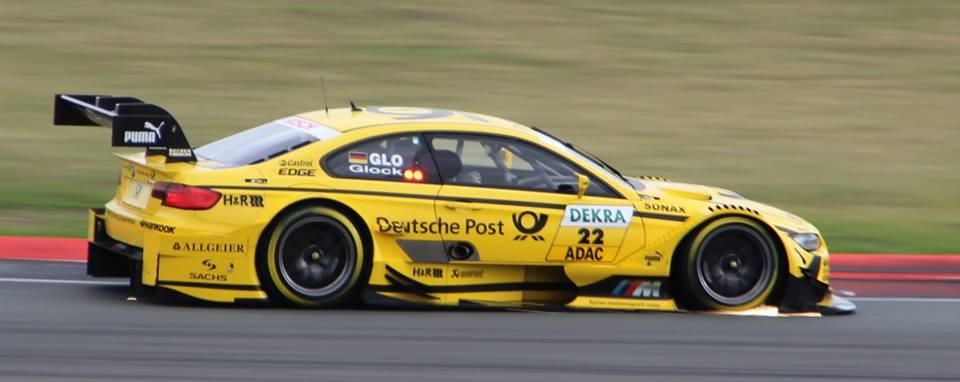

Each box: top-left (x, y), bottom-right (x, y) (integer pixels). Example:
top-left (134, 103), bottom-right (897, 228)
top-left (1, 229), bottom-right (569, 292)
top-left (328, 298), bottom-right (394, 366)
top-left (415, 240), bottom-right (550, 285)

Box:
top-left (1, 1), bottom-right (958, 253)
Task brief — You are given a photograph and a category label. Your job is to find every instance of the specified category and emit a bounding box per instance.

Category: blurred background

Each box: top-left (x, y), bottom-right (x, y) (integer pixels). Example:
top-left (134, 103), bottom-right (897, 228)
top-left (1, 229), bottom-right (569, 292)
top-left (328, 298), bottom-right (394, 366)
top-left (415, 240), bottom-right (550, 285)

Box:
top-left (0, 0), bottom-right (957, 253)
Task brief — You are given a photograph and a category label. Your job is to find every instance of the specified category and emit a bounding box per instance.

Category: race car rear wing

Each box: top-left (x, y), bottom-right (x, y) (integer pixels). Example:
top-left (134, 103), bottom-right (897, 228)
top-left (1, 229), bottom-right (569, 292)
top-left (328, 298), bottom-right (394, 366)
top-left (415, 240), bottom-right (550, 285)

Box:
top-left (53, 94), bottom-right (196, 163)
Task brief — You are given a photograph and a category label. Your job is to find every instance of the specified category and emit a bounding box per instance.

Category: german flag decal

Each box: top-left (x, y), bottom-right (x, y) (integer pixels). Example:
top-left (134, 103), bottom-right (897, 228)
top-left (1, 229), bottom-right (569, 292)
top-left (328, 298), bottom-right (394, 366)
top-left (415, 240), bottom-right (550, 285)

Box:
top-left (348, 151), bottom-right (368, 164)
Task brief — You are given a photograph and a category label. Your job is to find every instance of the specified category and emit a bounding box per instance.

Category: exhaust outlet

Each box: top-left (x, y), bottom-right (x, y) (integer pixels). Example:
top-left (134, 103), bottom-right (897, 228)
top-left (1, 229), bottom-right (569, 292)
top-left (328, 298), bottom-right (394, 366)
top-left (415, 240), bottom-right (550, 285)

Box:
top-left (447, 242), bottom-right (475, 260)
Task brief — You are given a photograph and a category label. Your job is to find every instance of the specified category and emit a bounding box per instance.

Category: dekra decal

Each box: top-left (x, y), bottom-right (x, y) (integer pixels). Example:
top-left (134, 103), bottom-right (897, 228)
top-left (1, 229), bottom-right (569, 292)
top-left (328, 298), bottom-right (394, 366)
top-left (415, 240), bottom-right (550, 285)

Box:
top-left (561, 205), bottom-right (632, 228)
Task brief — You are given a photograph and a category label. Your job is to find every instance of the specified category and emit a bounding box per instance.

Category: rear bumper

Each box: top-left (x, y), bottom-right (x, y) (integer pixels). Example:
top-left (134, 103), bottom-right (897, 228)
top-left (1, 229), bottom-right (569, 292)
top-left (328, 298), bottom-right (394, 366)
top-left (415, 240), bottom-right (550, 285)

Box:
top-left (88, 207), bottom-right (268, 303)
top-left (87, 208), bottom-right (140, 277)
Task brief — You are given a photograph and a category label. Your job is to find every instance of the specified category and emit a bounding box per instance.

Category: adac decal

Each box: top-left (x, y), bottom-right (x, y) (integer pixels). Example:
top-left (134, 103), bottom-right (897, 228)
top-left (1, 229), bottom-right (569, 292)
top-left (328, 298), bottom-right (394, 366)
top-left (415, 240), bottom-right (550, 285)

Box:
top-left (563, 227), bottom-right (608, 261)
top-left (376, 217), bottom-right (504, 236)
top-left (222, 194), bottom-right (264, 207)
top-left (451, 269), bottom-right (484, 279)
top-left (561, 205), bottom-right (632, 228)
top-left (140, 220), bottom-right (175, 234)
top-left (348, 152), bottom-right (404, 176)
top-left (412, 267), bottom-right (443, 278)
top-left (565, 246), bottom-right (604, 261)
top-left (512, 211), bottom-right (548, 241)
top-left (172, 241), bottom-right (246, 254)
top-left (643, 202), bottom-right (686, 214)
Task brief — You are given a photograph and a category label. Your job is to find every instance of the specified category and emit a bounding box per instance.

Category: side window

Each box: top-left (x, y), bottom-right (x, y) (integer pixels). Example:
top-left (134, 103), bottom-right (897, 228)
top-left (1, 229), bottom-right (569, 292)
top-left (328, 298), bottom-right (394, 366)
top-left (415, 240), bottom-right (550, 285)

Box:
top-left (325, 134), bottom-right (437, 183)
top-left (426, 134), bottom-right (617, 197)
top-left (431, 137), bottom-right (497, 169)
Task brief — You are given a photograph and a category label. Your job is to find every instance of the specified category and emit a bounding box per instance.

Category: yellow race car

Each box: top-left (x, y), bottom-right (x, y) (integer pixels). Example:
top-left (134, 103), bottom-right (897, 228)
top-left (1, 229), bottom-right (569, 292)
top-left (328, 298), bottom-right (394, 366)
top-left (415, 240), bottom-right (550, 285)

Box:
top-left (55, 93), bottom-right (854, 314)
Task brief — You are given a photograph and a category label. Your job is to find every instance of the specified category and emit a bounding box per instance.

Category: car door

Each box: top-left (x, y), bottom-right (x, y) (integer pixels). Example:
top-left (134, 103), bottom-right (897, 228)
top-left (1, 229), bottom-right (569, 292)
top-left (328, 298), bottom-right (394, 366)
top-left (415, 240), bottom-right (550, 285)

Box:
top-left (426, 133), bottom-right (636, 265)
top-left (323, 133), bottom-right (447, 269)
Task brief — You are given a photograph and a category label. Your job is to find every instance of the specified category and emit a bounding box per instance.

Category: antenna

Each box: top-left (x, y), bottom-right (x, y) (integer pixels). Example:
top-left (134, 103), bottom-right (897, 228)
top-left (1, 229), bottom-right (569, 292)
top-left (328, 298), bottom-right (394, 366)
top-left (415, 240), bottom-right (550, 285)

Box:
top-left (320, 74), bottom-right (329, 116)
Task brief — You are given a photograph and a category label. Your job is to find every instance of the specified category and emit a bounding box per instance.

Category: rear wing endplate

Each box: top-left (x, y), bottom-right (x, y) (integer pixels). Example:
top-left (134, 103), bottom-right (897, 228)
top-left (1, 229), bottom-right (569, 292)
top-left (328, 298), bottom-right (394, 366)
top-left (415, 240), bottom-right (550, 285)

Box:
top-left (54, 94), bottom-right (196, 163)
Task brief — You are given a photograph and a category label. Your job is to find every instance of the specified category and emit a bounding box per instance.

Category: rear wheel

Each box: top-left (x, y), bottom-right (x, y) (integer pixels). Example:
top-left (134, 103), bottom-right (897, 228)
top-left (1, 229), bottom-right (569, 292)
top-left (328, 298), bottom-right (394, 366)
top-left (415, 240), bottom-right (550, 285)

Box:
top-left (677, 217), bottom-right (780, 311)
top-left (258, 206), bottom-right (366, 307)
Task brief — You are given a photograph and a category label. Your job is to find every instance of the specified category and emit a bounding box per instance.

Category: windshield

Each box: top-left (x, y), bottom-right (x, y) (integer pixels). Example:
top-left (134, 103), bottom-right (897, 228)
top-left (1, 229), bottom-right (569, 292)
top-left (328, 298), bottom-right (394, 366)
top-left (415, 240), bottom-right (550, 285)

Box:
top-left (530, 127), bottom-right (633, 190)
top-left (195, 116), bottom-right (340, 168)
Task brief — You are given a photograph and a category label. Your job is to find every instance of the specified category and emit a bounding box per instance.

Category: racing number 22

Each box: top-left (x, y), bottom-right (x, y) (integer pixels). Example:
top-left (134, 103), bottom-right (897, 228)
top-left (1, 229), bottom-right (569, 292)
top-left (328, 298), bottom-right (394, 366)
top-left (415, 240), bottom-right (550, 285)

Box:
top-left (577, 228), bottom-right (605, 245)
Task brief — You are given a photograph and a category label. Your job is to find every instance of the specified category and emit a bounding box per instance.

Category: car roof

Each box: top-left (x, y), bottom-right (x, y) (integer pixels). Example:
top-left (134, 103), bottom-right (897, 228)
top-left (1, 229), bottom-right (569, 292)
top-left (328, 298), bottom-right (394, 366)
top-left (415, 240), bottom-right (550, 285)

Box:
top-left (297, 106), bottom-right (534, 135)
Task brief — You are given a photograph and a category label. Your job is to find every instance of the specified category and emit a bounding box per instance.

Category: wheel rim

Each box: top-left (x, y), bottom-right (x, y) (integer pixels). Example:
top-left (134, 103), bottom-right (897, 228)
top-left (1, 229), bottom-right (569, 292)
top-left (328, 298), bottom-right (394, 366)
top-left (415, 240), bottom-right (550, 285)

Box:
top-left (695, 224), bottom-right (774, 306)
top-left (276, 216), bottom-right (356, 297)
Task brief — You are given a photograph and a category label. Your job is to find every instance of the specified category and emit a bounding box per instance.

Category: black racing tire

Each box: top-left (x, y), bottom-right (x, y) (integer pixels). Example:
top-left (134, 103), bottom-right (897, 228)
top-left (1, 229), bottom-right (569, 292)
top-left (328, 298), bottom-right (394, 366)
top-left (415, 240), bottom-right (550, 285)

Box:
top-left (675, 217), bottom-right (781, 311)
top-left (257, 206), bottom-right (367, 308)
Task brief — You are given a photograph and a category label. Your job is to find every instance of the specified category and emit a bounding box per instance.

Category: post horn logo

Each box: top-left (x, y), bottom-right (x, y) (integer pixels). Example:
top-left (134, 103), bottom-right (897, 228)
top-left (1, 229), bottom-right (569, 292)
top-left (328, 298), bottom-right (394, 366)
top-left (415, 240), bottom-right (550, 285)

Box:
top-left (512, 211), bottom-right (548, 241)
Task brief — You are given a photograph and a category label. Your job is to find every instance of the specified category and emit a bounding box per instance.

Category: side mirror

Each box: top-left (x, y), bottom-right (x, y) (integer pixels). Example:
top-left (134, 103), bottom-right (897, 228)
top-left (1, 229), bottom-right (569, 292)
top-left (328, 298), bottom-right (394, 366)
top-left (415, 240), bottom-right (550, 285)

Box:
top-left (576, 173), bottom-right (590, 199)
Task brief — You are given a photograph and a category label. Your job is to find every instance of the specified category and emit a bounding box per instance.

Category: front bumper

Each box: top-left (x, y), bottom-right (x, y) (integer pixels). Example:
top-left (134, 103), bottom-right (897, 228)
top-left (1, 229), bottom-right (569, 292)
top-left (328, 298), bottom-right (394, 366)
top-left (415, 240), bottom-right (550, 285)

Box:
top-left (778, 254), bottom-right (856, 315)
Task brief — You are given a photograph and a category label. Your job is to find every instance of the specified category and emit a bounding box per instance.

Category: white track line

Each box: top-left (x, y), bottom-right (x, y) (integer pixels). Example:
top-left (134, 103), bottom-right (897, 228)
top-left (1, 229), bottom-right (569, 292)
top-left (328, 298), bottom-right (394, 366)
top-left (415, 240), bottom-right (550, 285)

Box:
top-left (0, 277), bottom-right (127, 286)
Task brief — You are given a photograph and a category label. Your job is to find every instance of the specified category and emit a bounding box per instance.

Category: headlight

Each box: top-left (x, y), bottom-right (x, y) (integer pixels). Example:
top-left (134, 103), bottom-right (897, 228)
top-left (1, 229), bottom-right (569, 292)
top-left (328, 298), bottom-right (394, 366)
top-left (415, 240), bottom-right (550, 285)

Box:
top-left (791, 233), bottom-right (821, 252)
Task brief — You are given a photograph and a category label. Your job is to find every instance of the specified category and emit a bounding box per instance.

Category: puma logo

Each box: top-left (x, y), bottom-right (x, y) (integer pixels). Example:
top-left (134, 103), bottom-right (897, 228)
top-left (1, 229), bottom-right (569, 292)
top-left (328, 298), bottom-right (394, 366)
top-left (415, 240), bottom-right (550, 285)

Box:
top-left (144, 121), bottom-right (164, 140)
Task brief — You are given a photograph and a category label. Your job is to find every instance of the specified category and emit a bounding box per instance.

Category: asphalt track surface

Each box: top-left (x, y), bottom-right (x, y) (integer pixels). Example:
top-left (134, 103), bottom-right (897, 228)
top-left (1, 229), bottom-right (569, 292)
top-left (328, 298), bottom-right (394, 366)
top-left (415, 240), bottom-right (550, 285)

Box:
top-left (1, 260), bottom-right (959, 381)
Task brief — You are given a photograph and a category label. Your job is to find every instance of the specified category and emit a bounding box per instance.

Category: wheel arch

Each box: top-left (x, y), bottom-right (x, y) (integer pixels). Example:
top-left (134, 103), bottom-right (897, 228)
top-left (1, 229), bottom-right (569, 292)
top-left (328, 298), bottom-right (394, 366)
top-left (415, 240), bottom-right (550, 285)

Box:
top-left (254, 197), bottom-right (374, 304)
top-left (257, 197), bottom-right (372, 255)
top-left (669, 212), bottom-right (789, 307)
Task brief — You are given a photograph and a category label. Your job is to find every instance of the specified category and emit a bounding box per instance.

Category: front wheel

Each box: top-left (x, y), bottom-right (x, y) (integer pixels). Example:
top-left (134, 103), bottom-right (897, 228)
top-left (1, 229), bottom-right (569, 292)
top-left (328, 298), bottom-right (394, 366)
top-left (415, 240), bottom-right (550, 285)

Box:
top-left (258, 206), bottom-right (367, 308)
top-left (676, 217), bottom-right (780, 311)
